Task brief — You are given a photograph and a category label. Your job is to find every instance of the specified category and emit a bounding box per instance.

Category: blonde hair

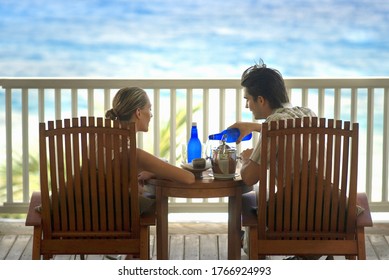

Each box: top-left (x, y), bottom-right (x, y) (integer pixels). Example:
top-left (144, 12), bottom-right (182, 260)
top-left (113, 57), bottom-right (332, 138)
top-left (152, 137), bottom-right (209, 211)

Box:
top-left (105, 87), bottom-right (148, 121)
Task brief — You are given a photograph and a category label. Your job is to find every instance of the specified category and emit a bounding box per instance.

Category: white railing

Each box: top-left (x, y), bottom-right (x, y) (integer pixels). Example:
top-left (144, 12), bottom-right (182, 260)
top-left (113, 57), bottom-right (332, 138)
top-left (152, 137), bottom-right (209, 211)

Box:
top-left (1, 77), bottom-right (389, 213)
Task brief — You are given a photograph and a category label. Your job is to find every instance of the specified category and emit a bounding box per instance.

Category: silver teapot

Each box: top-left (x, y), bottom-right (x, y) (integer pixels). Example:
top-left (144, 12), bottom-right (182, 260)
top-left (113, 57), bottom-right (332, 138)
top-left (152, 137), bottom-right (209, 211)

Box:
top-left (210, 138), bottom-right (237, 179)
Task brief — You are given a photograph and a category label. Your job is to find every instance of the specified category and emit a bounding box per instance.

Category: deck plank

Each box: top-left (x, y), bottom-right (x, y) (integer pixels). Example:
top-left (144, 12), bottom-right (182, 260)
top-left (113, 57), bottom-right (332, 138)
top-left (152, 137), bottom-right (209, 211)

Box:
top-left (0, 235), bottom-right (16, 259)
top-left (369, 235), bottom-right (389, 260)
top-left (218, 234), bottom-right (228, 260)
top-left (20, 235), bottom-right (33, 260)
top-left (169, 235), bottom-right (185, 260)
top-left (184, 235), bottom-right (200, 260)
top-left (199, 235), bottom-right (218, 260)
top-left (5, 235), bottom-right (30, 260)
top-left (365, 235), bottom-right (378, 260)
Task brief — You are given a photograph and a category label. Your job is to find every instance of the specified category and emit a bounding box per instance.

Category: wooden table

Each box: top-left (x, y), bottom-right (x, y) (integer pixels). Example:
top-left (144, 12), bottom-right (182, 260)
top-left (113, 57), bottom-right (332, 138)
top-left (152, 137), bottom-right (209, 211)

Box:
top-left (147, 172), bottom-right (251, 260)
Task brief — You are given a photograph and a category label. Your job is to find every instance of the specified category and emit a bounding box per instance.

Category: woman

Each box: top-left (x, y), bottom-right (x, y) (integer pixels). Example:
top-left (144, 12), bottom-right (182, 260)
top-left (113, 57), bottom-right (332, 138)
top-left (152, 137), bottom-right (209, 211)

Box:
top-left (105, 87), bottom-right (195, 212)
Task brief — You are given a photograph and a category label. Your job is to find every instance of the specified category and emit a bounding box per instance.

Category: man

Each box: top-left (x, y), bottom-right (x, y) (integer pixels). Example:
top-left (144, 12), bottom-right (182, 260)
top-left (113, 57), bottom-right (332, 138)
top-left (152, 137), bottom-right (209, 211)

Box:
top-left (230, 61), bottom-right (316, 186)
top-left (230, 61), bottom-right (317, 260)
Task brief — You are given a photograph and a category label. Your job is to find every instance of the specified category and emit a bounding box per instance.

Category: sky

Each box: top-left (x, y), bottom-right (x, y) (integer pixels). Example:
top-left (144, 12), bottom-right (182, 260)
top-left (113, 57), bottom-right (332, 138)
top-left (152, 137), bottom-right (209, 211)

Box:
top-left (1, 0), bottom-right (389, 78)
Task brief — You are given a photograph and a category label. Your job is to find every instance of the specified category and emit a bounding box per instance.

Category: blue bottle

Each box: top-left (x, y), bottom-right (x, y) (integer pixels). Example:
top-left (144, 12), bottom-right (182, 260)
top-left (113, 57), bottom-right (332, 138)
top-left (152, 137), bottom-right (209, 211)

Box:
top-left (187, 122), bottom-right (202, 163)
top-left (208, 128), bottom-right (252, 143)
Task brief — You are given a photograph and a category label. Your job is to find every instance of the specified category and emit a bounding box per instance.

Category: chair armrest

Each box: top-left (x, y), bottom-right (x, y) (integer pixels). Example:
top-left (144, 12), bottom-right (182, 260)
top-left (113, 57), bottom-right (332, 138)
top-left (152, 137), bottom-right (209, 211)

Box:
top-left (242, 191), bottom-right (258, 227)
top-left (25, 192), bottom-right (42, 227)
top-left (356, 192), bottom-right (373, 228)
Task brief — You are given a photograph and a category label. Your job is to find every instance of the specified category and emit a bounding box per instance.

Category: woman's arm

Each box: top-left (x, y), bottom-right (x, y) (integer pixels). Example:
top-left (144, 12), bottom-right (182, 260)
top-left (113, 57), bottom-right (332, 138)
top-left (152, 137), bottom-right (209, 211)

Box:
top-left (136, 148), bottom-right (195, 184)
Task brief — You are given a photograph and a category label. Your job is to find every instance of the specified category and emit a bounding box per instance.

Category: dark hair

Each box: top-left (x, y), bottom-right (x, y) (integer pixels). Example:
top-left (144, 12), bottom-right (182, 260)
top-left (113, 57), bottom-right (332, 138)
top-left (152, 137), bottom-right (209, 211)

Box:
top-left (241, 60), bottom-right (289, 109)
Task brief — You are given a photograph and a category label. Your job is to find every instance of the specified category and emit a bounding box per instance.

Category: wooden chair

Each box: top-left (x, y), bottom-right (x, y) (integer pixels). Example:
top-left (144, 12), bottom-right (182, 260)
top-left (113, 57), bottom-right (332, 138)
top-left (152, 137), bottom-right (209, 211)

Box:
top-left (242, 117), bottom-right (373, 260)
top-left (25, 117), bottom-right (155, 260)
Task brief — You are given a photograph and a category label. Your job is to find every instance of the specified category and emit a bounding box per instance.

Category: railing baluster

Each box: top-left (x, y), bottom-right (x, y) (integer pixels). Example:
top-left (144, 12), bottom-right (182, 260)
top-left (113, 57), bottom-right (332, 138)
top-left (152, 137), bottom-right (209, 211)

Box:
top-left (351, 87), bottom-right (358, 124)
top-left (302, 88), bottom-right (308, 107)
top-left (334, 87), bottom-right (341, 120)
top-left (186, 88), bottom-right (193, 142)
top-left (383, 87), bottom-right (389, 203)
top-left (38, 88), bottom-right (45, 122)
top-left (55, 88), bottom-right (61, 120)
top-left (71, 88), bottom-right (78, 118)
top-left (170, 88), bottom-right (177, 164)
top-left (219, 88), bottom-right (226, 131)
top-left (235, 88), bottom-right (243, 155)
top-left (152, 88), bottom-right (160, 153)
top-left (318, 87), bottom-right (325, 118)
top-left (366, 87), bottom-right (374, 201)
top-left (87, 88), bottom-right (94, 117)
top-left (22, 88), bottom-right (29, 203)
top-left (203, 88), bottom-right (210, 144)
top-left (104, 88), bottom-right (111, 113)
top-left (5, 88), bottom-right (13, 203)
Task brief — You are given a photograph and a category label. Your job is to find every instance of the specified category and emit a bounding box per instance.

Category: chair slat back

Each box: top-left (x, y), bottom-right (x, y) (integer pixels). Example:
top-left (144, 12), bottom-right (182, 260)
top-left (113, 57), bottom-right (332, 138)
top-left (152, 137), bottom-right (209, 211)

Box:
top-left (258, 117), bottom-right (358, 240)
top-left (39, 117), bottom-right (138, 239)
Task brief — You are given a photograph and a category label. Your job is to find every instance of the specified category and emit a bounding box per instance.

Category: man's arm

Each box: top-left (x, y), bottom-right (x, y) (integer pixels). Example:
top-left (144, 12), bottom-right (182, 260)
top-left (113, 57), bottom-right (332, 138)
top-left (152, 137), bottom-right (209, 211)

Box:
top-left (239, 149), bottom-right (260, 186)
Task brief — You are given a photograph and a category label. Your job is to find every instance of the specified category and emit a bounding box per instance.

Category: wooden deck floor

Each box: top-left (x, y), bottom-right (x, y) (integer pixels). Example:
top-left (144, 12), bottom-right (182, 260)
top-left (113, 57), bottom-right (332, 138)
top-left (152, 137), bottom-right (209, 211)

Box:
top-left (1, 221), bottom-right (388, 260)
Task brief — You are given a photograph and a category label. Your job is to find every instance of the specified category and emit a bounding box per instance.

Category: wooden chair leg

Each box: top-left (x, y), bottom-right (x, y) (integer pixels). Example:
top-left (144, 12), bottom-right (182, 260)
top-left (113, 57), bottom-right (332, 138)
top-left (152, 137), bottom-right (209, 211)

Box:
top-left (248, 226), bottom-right (259, 260)
top-left (356, 227), bottom-right (367, 260)
top-left (140, 226), bottom-right (150, 260)
top-left (32, 226), bottom-right (42, 260)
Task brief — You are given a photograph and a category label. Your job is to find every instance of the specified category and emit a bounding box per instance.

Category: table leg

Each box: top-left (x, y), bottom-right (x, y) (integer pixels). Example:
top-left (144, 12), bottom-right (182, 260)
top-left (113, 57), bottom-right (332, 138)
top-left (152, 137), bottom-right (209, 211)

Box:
top-left (156, 186), bottom-right (169, 260)
top-left (228, 189), bottom-right (242, 260)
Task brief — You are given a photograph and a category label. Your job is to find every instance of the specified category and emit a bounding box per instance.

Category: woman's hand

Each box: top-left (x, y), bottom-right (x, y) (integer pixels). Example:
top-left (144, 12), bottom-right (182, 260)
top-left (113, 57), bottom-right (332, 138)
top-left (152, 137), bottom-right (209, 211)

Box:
top-left (138, 171), bottom-right (155, 195)
top-left (138, 171), bottom-right (155, 182)
top-left (138, 183), bottom-right (145, 195)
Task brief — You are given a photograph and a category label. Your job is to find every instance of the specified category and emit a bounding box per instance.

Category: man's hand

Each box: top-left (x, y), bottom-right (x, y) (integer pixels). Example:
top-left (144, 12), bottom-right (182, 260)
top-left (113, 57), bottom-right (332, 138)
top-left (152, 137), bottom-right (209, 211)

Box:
top-left (228, 122), bottom-right (261, 144)
top-left (240, 148), bottom-right (254, 163)
top-left (239, 148), bottom-right (260, 186)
